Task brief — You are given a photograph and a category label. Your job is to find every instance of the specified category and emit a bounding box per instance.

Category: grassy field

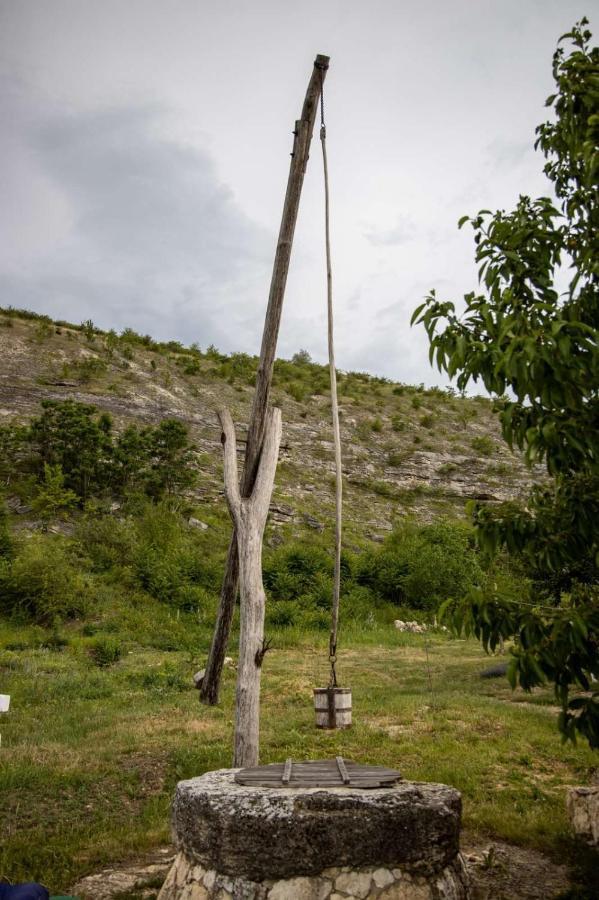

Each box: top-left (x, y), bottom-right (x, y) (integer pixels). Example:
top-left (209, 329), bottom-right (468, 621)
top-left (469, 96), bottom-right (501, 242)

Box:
top-left (1, 622), bottom-right (596, 894)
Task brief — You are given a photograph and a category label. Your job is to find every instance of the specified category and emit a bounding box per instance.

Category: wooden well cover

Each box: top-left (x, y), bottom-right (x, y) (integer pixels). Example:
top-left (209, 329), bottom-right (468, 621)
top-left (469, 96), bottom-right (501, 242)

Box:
top-left (234, 757), bottom-right (402, 789)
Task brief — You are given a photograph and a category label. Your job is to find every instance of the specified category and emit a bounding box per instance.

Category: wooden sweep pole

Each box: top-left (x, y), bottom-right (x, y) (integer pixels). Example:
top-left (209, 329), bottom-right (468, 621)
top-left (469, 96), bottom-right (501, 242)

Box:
top-left (218, 406), bottom-right (282, 766)
top-left (200, 54), bottom-right (330, 705)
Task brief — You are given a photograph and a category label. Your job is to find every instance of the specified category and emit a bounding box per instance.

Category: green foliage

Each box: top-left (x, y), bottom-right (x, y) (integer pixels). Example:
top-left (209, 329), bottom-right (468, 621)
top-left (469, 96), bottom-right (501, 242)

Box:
top-left (29, 400), bottom-right (113, 501)
top-left (0, 424), bottom-right (29, 486)
top-left (24, 401), bottom-right (196, 504)
top-left (414, 21), bottom-right (599, 746)
top-left (75, 514), bottom-right (136, 572)
top-left (88, 636), bottom-right (122, 667)
top-left (0, 535), bottom-right (88, 622)
top-left (0, 500), bottom-right (11, 558)
top-left (82, 319), bottom-right (96, 341)
top-left (67, 356), bottom-right (108, 383)
top-left (145, 419), bottom-right (196, 498)
top-left (357, 521), bottom-right (483, 609)
top-left (132, 503), bottom-right (219, 610)
top-left (291, 349), bottom-right (312, 365)
top-left (31, 463), bottom-right (78, 531)
top-left (470, 435), bottom-right (495, 457)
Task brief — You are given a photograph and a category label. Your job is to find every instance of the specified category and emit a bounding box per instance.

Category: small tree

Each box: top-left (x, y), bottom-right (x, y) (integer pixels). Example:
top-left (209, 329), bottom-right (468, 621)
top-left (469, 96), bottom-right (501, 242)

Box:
top-left (292, 349), bottom-right (312, 365)
top-left (145, 419), bottom-right (196, 499)
top-left (31, 463), bottom-right (78, 532)
top-left (29, 400), bottom-right (113, 501)
top-left (412, 20), bottom-right (598, 746)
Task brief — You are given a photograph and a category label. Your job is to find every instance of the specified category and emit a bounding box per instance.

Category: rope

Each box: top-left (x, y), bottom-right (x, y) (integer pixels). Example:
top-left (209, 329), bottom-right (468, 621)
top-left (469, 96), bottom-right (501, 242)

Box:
top-left (319, 72), bottom-right (343, 689)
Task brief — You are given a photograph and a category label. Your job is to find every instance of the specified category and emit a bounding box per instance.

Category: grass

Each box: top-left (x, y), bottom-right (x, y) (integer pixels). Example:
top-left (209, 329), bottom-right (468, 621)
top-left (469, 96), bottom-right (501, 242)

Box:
top-left (1, 625), bottom-right (596, 892)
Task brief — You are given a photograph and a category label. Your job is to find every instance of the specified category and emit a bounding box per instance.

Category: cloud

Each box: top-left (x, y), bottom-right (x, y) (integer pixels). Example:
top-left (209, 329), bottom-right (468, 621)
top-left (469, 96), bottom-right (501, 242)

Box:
top-left (363, 215), bottom-right (416, 247)
top-left (0, 81), bottom-right (273, 352)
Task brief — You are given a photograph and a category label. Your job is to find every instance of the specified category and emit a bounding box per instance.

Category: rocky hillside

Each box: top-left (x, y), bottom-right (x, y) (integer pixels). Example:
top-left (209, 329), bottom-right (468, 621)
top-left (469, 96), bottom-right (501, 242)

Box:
top-left (0, 308), bottom-right (543, 546)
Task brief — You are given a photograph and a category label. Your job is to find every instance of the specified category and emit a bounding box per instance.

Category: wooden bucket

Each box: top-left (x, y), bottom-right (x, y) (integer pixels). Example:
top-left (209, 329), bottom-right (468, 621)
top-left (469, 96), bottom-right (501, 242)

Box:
top-left (314, 687), bottom-right (352, 729)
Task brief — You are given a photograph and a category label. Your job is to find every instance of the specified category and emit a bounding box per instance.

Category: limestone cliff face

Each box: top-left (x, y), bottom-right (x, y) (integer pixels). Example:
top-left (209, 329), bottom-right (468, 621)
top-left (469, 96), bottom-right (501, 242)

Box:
top-left (0, 313), bottom-right (543, 544)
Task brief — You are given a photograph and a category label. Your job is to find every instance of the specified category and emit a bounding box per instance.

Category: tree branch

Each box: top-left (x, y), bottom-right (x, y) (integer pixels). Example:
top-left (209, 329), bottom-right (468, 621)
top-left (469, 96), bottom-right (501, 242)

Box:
top-left (217, 408), bottom-right (241, 527)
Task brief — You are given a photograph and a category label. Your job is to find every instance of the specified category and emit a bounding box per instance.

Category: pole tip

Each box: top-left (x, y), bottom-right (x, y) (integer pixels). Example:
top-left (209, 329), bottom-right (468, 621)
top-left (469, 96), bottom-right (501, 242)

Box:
top-left (315, 54), bottom-right (330, 69)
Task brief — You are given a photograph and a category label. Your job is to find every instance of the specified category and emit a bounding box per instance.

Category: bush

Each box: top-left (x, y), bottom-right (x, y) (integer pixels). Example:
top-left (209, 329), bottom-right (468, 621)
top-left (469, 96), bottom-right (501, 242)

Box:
top-left (76, 515), bottom-right (136, 571)
top-left (0, 536), bottom-right (89, 622)
top-left (88, 636), bottom-right (122, 667)
top-left (471, 435), bottom-right (495, 457)
top-left (132, 503), bottom-right (220, 609)
top-left (357, 521), bottom-right (483, 609)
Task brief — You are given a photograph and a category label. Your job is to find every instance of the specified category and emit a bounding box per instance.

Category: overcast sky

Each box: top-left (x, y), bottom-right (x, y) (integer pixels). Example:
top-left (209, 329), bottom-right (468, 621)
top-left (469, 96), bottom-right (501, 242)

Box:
top-left (0, 1), bottom-right (590, 385)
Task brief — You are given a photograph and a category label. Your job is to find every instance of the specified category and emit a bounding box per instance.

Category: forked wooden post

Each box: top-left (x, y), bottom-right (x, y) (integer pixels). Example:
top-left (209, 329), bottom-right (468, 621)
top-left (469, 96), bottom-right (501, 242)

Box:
top-left (218, 406), bottom-right (282, 767)
top-left (200, 54), bottom-right (330, 706)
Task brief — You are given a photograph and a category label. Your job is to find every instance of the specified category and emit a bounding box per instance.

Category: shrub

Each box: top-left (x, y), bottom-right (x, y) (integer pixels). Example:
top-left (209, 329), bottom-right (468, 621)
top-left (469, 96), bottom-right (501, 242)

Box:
top-left (287, 382), bottom-right (307, 403)
top-left (387, 452), bottom-right (405, 467)
top-left (357, 521), bottom-right (483, 609)
top-left (0, 536), bottom-right (88, 622)
top-left (471, 435), bottom-right (495, 457)
top-left (88, 636), bottom-right (122, 667)
top-left (76, 515), bottom-right (136, 571)
top-left (132, 503), bottom-right (220, 608)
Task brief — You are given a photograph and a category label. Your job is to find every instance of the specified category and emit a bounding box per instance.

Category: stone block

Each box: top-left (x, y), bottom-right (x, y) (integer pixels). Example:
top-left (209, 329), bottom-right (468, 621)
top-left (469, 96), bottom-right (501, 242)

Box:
top-left (567, 785), bottom-right (599, 846)
top-left (268, 876), bottom-right (330, 899)
top-left (373, 868), bottom-right (395, 888)
top-left (172, 769), bottom-right (462, 881)
top-left (334, 870), bottom-right (372, 897)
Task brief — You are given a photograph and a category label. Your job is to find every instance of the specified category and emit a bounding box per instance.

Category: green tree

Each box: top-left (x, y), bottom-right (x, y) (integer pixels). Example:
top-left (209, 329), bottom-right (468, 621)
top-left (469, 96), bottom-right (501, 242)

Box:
top-left (110, 425), bottom-right (151, 494)
top-left (412, 21), bottom-right (598, 746)
top-left (29, 400), bottom-right (113, 501)
top-left (0, 424), bottom-right (29, 487)
top-left (0, 499), bottom-right (11, 558)
top-left (31, 463), bottom-right (78, 532)
top-left (145, 419), bottom-right (196, 499)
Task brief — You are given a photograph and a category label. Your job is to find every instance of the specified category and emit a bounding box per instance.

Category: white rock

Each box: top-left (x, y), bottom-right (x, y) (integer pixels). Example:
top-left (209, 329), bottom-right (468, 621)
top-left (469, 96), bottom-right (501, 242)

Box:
top-left (189, 517), bottom-right (209, 530)
top-left (373, 868), bottom-right (395, 888)
top-left (203, 870), bottom-right (216, 889)
top-left (269, 876), bottom-right (330, 899)
top-left (334, 871), bottom-right (372, 898)
top-left (379, 882), bottom-right (431, 899)
top-left (180, 883), bottom-right (208, 900)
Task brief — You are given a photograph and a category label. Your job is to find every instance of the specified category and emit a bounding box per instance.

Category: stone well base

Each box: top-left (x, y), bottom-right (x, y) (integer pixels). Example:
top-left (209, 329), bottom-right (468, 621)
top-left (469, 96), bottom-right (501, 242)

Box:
top-left (158, 768), bottom-right (469, 900)
top-left (158, 853), bottom-right (469, 899)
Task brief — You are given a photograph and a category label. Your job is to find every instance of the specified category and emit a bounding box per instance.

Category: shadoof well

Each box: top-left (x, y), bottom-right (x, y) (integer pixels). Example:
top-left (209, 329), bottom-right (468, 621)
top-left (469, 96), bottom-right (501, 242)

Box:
top-left (163, 54), bottom-right (469, 900)
top-left (197, 54), bottom-right (349, 769)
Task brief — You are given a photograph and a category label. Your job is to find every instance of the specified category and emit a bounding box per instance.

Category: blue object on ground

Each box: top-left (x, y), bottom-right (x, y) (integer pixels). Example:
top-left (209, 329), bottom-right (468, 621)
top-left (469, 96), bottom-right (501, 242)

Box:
top-left (0, 885), bottom-right (50, 900)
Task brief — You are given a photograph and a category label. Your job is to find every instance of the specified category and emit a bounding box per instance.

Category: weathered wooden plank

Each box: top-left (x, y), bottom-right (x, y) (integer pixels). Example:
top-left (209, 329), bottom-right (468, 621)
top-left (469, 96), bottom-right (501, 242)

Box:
top-left (336, 756), bottom-right (350, 784)
top-left (282, 758), bottom-right (293, 785)
top-left (234, 759), bottom-right (402, 788)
